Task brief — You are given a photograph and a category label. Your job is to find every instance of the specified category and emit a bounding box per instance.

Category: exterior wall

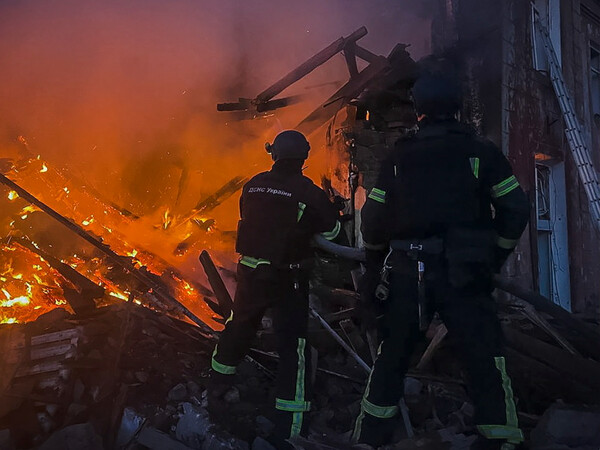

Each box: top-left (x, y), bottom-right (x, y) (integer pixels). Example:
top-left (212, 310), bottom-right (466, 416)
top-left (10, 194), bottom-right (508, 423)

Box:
top-left (432, 0), bottom-right (600, 318)
top-left (562, 0), bottom-right (600, 318)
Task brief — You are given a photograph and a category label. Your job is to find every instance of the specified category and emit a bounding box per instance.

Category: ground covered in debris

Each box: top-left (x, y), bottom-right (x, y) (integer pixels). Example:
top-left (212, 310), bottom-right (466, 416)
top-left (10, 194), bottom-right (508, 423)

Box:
top-left (2, 280), bottom-right (600, 450)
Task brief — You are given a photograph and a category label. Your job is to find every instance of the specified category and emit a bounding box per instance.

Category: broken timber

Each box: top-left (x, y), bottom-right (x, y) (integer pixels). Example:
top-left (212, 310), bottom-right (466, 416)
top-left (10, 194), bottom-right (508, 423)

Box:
top-left (217, 27), bottom-right (371, 114)
top-left (198, 250), bottom-right (233, 319)
top-left (0, 173), bottom-right (215, 337)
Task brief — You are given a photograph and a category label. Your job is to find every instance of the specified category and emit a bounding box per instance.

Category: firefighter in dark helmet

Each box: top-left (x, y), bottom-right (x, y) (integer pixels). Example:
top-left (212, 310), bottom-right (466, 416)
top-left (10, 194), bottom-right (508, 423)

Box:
top-left (209, 130), bottom-right (341, 448)
top-left (352, 62), bottom-right (530, 449)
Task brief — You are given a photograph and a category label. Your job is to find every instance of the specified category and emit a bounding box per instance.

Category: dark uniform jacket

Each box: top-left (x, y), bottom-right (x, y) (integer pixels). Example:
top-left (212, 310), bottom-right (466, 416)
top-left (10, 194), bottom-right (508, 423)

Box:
top-left (362, 120), bottom-right (529, 260)
top-left (236, 160), bottom-right (340, 265)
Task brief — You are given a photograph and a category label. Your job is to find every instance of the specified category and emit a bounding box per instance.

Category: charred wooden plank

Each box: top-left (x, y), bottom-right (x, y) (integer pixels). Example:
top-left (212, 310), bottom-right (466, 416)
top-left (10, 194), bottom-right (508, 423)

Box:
top-left (494, 276), bottom-right (600, 360)
top-left (198, 251), bottom-right (233, 319)
top-left (255, 27), bottom-right (368, 104)
top-left (296, 56), bottom-right (391, 136)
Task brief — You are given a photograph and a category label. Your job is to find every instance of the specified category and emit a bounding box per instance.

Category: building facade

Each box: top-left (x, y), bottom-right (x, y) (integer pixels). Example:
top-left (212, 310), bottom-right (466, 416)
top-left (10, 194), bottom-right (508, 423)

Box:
top-left (430, 0), bottom-right (600, 318)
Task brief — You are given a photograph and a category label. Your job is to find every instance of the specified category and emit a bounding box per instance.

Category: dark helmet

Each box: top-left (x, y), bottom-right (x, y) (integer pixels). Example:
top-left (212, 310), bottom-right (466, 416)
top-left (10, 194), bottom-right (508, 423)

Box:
top-left (265, 130), bottom-right (310, 161)
top-left (411, 66), bottom-right (461, 117)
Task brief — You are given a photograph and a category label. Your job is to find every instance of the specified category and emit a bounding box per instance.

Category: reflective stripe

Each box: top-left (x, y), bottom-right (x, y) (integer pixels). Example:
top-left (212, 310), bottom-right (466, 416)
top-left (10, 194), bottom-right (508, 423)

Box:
top-left (368, 188), bottom-right (386, 204)
top-left (492, 175), bottom-right (520, 198)
top-left (497, 236), bottom-right (519, 250)
top-left (352, 341), bottom-right (384, 442)
top-left (470, 157), bottom-right (480, 179)
top-left (361, 398), bottom-right (398, 419)
top-left (476, 356), bottom-right (523, 444)
top-left (320, 220), bottom-right (341, 241)
top-left (477, 425), bottom-right (524, 443)
top-left (239, 255), bottom-right (271, 269)
top-left (211, 345), bottom-right (236, 375)
top-left (288, 337), bottom-right (308, 437)
top-left (297, 202), bottom-right (306, 222)
top-left (275, 398), bottom-right (311, 412)
top-left (495, 357), bottom-right (520, 432)
top-left (364, 241), bottom-right (387, 251)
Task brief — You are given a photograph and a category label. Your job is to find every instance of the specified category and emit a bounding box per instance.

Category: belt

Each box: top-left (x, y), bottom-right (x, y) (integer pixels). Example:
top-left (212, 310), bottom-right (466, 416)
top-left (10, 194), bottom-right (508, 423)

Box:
top-left (390, 237), bottom-right (444, 257)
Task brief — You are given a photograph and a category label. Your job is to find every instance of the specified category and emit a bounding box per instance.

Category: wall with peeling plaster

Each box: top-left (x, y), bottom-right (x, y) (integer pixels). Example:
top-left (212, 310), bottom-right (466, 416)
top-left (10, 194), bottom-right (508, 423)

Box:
top-left (431, 0), bottom-right (600, 319)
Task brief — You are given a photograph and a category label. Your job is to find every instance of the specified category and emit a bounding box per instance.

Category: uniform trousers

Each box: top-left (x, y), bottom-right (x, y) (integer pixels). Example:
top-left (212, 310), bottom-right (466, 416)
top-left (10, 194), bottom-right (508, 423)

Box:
top-left (211, 263), bottom-right (312, 441)
top-left (353, 253), bottom-right (523, 447)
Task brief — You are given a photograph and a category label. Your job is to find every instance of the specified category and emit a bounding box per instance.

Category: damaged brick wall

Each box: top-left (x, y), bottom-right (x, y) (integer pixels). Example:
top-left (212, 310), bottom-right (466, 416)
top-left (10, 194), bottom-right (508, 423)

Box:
top-left (432, 0), bottom-right (600, 319)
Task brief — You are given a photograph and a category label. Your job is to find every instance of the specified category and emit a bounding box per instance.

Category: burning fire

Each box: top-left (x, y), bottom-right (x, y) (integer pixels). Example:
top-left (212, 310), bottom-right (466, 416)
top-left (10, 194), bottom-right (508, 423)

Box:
top-left (0, 151), bottom-right (225, 328)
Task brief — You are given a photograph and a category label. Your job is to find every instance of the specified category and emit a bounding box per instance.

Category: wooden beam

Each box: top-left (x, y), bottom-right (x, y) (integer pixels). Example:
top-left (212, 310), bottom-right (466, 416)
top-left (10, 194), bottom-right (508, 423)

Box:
top-left (198, 251), bottom-right (233, 319)
top-left (255, 26), bottom-right (368, 104)
top-left (343, 43), bottom-right (359, 78)
top-left (494, 276), bottom-right (600, 360)
top-left (296, 56), bottom-right (390, 136)
top-left (354, 44), bottom-right (381, 63)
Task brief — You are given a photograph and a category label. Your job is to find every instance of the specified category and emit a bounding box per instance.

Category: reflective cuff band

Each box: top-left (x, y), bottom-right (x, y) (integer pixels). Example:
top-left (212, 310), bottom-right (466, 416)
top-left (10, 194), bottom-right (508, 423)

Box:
top-left (364, 241), bottom-right (387, 251)
top-left (211, 345), bottom-right (236, 375)
top-left (470, 157), bottom-right (480, 179)
top-left (477, 425), bottom-right (524, 443)
top-left (497, 236), bottom-right (519, 250)
top-left (368, 188), bottom-right (386, 204)
top-left (275, 398), bottom-right (311, 412)
top-left (240, 255), bottom-right (271, 269)
top-left (320, 220), bottom-right (341, 241)
top-left (492, 175), bottom-right (520, 198)
top-left (297, 202), bottom-right (306, 222)
top-left (361, 398), bottom-right (398, 419)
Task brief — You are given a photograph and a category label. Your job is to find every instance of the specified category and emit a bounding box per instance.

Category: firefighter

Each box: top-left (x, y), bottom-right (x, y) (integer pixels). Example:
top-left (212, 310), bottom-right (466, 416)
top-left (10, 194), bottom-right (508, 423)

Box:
top-left (209, 130), bottom-right (341, 448)
top-left (352, 66), bottom-right (530, 449)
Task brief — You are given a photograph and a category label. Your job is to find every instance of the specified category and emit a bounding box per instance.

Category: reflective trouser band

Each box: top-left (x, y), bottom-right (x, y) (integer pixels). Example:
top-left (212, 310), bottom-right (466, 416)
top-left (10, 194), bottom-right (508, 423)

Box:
top-left (368, 187), bottom-right (386, 204)
top-left (288, 337), bottom-right (307, 438)
top-left (239, 255), bottom-right (271, 269)
top-left (478, 356), bottom-right (523, 444)
top-left (497, 236), bottom-right (519, 250)
top-left (275, 398), bottom-right (311, 412)
top-left (320, 220), bottom-right (341, 241)
top-left (470, 157), bottom-right (480, 179)
top-left (492, 175), bottom-right (520, 198)
top-left (477, 425), bottom-right (524, 444)
top-left (297, 202), bottom-right (306, 222)
top-left (211, 345), bottom-right (236, 375)
top-left (361, 398), bottom-right (398, 419)
top-left (352, 341), bottom-right (384, 443)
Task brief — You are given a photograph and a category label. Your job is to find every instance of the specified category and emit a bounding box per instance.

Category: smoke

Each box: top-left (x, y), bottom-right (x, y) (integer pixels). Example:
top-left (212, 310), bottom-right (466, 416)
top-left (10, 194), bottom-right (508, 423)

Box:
top-left (0, 0), bottom-right (431, 218)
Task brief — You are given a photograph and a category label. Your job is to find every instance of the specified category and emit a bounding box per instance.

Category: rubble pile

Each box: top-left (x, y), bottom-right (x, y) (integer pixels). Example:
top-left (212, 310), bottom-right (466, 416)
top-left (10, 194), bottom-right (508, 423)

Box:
top-left (1, 264), bottom-right (600, 450)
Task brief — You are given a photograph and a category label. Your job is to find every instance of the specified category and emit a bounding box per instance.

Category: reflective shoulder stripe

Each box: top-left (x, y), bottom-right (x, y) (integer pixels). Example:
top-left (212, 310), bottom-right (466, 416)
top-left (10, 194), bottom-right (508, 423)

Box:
top-left (497, 236), bottom-right (519, 250)
top-left (492, 175), bottom-right (520, 198)
top-left (297, 202), bottom-right (306, 222)
top-left (361, 398), bottom-right (398, 419)
top-left (275, 398), bottom-right (311, 412)
top-left (320, 220), bottom-right (341, 241)
top-left (211, 345), bottom-right (236, 375)
top-left (477, 425), bottom-right (524, 443)
top-left (470, 157), bottom-right (480, 179)
top-left (240, 255), bottom-right (271, 269)
top-left (368, 187), bottom-right (386, 204)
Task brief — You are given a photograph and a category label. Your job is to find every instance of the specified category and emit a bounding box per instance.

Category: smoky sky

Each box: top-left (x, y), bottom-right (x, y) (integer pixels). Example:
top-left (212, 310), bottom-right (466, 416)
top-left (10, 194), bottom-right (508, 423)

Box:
top-left (0, 0), bottom-right (431, 209)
